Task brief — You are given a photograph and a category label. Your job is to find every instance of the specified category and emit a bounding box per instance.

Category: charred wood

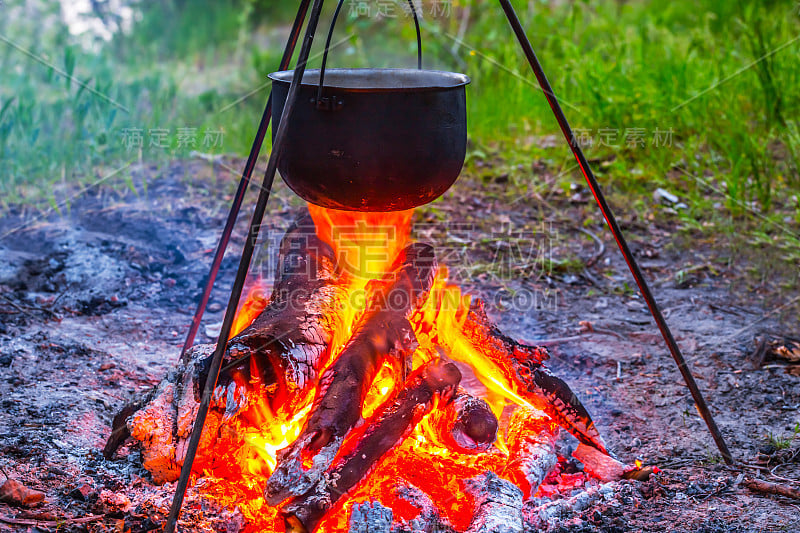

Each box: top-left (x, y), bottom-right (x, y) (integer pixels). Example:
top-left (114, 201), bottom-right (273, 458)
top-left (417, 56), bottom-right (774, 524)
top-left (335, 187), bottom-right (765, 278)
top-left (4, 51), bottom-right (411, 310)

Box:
top-left (427, 388), bottom-right (499, 453)
top-left (573, 443), bottom-right (625, 481)
top-left (347, 486), bottom-right (457, 533)
top-left (461, 299), bottom-right (608, 455)
top-left (504, 408), bottom-right (559, 499)
top-left (104, 213), bottom-right (343, 479)
top-left (744, 478), bottom-right (800, 500)
top-left (266, 243), bottom-right (438, 506)
top-left (280, 359), bottom-right (462, 533)
top-left (464, 471), bottom-right (524, 533)
top-left (0, 479), bottom-right (45, 508)
top-left (202, 213), bottom-right (345, 418)
top-left (103, 388), bottom-right (154, 460)
top-left (114, 344), bottom-right (220, 483)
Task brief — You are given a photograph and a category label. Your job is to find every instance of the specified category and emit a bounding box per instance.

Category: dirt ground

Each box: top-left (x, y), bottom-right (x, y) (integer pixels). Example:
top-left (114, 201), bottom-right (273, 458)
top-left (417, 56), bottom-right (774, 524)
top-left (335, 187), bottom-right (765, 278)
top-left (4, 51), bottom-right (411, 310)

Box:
top-left (0, 158), bottom-right (798, 532)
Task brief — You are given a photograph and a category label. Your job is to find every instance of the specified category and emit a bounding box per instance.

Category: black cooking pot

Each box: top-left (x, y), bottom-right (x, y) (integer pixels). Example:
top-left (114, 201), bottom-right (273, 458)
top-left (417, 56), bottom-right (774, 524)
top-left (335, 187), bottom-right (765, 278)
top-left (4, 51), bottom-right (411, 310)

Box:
top-left (269, 68), bottom-right (470, 211)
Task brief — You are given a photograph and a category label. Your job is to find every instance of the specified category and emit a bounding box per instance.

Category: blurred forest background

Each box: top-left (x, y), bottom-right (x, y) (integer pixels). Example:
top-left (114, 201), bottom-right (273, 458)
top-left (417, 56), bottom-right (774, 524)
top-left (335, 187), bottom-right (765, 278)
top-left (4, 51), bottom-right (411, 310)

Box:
top-left (0, 0), bottom-right (799, 261)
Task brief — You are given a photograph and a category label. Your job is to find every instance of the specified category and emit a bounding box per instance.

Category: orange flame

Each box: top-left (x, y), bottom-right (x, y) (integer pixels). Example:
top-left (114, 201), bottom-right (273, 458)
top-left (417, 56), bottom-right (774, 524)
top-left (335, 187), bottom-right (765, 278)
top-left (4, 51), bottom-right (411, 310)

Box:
top-left (308, 204), bottom-right (414, 359)
top-left (229, 278), bottom-right (268, 339)
top-left (199, 204), bottom-right (587, 532)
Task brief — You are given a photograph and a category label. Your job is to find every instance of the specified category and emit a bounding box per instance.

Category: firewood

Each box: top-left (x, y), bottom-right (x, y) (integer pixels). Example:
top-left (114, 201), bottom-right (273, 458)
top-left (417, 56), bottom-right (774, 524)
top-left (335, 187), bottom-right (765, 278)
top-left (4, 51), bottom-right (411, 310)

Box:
top-left (103, 213), bottom-right (344, 481)
top-left (347, 486), bottom-right (457, 533)
top-left (427, 388), bottom-right (499, 453)
top-left (126, 370), bottom-right (180, 482)
top-left (201, 213), bottom-right (345, 419)
top-left (120, 344), bottom-right (221, 483)
top-left (280, 359), bottom-right (462, 533)
top-left (744, 478), bottom-right (800, 500)
top-left (463, 471), bottom-right (524, 533)
top-left (458, 299), bottom-right (608, 455)
top-left (0, 514), bottom-right (103, 528)
top-left (621, 465), bottom-right (658, 481)
top-left (573, 443), bottom-right (625, 481)
top-left (266, 243), bottom-right (438, 507)
top-left (102, 387), bottom-right (154, 460)
top-left (504, 408), bottom-right (559, 499)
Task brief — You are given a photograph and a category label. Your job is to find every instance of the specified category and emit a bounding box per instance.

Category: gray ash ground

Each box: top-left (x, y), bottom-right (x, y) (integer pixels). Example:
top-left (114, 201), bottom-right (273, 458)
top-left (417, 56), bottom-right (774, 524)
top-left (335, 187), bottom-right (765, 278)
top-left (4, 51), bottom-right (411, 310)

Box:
top-left (0, 158), bottom-right (798, 532)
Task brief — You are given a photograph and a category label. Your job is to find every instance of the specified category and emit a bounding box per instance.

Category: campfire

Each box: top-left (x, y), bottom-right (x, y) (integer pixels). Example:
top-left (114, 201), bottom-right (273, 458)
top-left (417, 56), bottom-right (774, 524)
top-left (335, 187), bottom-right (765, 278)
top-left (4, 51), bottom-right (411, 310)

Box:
top-left (105, 205), bottom-right (631, 532)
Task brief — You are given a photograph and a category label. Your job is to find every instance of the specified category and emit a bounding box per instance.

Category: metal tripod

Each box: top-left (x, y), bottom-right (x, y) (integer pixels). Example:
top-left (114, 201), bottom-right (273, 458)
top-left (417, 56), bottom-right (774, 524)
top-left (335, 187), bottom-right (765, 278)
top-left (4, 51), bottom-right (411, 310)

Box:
top-left (165, 1), bottom-right (733, 529)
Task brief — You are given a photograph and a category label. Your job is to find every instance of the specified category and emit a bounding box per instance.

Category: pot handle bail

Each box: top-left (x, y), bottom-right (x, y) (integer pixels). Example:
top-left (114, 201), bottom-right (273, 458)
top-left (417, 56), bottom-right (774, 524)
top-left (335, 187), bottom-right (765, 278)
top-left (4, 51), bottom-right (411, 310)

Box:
top-left (315, 0), bottom-right (423, 110)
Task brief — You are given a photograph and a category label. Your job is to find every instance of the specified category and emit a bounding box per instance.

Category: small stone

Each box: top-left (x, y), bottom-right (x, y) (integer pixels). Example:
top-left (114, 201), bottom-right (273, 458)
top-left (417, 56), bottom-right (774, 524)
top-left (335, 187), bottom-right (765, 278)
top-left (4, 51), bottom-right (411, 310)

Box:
top-left (69, 483), bottom-right (95, 502)
top-left (99, 363), bottom-right (115, 371)
top-left (205, 322), bottom-right (222, 339)
top-left (653, 188), bottom-right (679, 205)
top-left (0, 479), bottom-right (45, 507)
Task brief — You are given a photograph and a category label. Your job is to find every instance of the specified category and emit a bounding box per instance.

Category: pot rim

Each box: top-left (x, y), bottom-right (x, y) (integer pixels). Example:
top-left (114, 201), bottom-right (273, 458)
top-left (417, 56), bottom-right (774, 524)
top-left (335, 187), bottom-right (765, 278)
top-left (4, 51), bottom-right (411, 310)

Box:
top-left (268, 68), bottom-right (471, 93)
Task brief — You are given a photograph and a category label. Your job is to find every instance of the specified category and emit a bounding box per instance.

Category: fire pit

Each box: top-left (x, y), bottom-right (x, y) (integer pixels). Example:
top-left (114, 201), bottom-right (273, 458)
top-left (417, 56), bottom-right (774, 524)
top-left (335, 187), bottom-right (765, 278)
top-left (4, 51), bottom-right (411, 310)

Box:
top-left (105, 206), bottom-right (628, 532)
top-left (103, 0), bottom-right (732, 530)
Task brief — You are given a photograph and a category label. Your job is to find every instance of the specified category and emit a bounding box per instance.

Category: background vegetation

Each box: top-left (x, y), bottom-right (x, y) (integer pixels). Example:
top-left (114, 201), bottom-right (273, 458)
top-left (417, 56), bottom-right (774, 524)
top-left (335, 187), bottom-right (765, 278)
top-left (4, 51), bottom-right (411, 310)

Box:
top-left (0, 0), bottom-right (798, 257)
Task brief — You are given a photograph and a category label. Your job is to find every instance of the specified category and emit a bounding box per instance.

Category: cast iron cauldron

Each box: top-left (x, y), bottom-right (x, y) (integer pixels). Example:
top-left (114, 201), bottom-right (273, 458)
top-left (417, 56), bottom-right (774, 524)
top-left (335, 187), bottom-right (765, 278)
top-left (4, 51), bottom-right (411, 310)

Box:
top-left (269, 68), bottom-right (470, 211)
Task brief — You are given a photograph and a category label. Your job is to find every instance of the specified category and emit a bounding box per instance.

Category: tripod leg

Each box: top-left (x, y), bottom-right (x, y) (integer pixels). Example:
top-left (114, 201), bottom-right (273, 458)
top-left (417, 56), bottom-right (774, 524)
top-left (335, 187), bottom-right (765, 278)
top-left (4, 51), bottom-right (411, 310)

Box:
top-left (164, 1), bottom-right (328, 531)
top-left (497, 0), bottom-right (733, 465)
top-left (178, 0), bottom-right (312, 361)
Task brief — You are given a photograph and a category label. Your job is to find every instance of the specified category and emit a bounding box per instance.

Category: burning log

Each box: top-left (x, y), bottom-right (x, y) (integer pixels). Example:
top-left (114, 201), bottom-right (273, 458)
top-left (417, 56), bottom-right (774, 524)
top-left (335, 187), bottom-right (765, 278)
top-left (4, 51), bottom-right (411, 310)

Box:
top-left (280, 359), bottom-right (462, 533)
top-left (106, 202), bottom-right (623, 530)
top-left (427, 389), bottom-right (499, 453)
top-left (201, 213), bottom-right (345, 418)
top-left (573, 443), bottom-right (625, 481)
top-left (103, 213), bottom-right (345, 479)
top-left (463, 471), bottom-right (524, 533)
top-left (458, 299), bottom-right (608, 456)
top-left (127, 370), bottom-right (180, 482)
top-left (504, 408), bottom-right (560, 499)
top-left (266, 243), bottom-right (438, 506)
top-left (107, 344), bottom-right (220, 483)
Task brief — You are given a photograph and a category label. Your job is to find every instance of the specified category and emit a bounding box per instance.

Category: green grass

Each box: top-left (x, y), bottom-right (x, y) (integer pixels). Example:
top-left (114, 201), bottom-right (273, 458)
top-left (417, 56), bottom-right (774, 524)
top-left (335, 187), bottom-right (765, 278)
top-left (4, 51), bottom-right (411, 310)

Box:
top-left (766, 430), bottom-right (795, 451)
top-left (1, 0), bottom-right (799, 261)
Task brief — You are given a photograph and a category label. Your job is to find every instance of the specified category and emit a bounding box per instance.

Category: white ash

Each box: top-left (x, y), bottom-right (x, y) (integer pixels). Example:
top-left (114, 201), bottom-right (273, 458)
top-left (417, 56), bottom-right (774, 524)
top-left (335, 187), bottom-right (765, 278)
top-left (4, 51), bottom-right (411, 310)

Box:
top-left (348, 500), bottom-right (394, 533)
top-left (524, 481), bottom-right (617, 530)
